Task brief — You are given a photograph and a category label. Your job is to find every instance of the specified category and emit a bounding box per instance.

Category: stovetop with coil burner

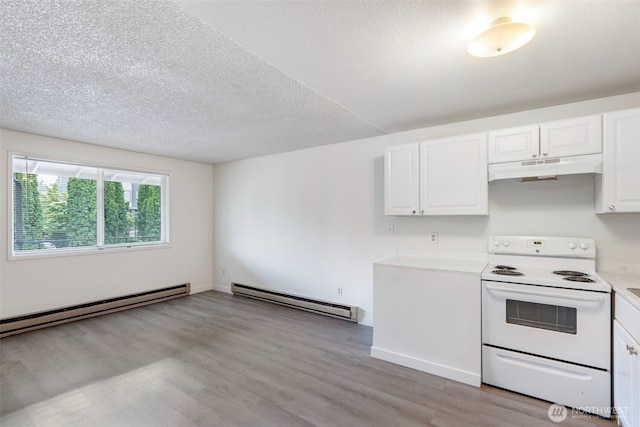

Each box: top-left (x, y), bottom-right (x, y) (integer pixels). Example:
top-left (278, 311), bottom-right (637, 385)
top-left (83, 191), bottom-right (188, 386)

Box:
top-left (482, 236), bottom-right (611, 292)
top-left (483, 263), bottom-right (608, 291)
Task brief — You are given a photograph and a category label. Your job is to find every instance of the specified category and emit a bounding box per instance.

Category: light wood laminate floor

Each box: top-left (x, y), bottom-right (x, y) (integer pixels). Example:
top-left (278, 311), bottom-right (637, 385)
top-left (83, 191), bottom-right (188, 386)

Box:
top-left (1, 291), bottom-right (615, 426)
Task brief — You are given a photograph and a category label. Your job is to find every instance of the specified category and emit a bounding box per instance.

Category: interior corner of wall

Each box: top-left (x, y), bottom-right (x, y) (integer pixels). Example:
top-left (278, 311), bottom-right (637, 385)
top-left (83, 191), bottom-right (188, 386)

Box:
top-left (210, 283), bottom-right (232, 294)
top-left (189, 283), bottom-right (215, 294)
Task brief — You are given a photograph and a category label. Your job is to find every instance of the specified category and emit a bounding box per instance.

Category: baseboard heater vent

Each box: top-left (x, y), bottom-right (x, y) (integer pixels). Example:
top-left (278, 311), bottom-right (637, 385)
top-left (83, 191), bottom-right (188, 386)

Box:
top-left (231, 282), bottom-right (358, 322)
top-left (0, 283), bottom-right (190, 338)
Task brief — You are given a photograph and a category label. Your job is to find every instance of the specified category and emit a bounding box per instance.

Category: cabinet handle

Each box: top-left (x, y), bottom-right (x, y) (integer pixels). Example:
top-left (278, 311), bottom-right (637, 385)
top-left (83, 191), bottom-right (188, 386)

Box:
top-left (421, 210), bottom-right (424, 214)
top-left (412, 210), bottom-right (416, 214)
top-left (609, 205), bottom-right (616, 211)
top-left (532, 154), bottom-right (537, 158)
top-left (542, 152), bottom-right (548, 157)
top-left (627, 344), bottom-right (638, 356)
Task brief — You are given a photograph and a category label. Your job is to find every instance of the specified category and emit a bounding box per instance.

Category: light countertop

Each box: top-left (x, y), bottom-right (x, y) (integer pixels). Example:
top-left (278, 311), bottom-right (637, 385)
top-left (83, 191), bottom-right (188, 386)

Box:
top-left (599, 272), bottom-right (640, 311)
top-left (375, 256), bottom-right (487, 274)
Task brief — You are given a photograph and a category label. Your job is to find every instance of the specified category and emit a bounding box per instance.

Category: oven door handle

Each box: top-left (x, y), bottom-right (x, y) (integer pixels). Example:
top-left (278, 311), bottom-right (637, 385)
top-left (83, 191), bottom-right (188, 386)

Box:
top-left (484, 284), bottom-right (606, 303)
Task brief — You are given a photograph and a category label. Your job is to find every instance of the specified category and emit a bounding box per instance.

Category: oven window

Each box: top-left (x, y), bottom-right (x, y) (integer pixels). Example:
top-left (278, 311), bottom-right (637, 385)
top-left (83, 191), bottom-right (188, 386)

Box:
top-left (505, 299), bottom-right (577, 334)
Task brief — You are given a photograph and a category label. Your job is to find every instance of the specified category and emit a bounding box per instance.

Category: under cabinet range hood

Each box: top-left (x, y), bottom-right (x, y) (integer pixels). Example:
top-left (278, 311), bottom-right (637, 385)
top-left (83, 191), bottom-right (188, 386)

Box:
top-left (488, 153), bottom-right (603, 182)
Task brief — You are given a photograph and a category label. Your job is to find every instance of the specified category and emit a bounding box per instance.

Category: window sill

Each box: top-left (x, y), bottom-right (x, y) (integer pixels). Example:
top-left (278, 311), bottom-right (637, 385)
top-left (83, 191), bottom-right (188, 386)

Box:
top-left (9, 242), bottom-right (171, 261)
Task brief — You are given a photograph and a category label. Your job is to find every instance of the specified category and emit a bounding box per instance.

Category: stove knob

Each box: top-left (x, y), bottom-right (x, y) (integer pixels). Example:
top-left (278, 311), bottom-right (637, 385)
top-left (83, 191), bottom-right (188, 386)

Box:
top-left (579, 242), bottom-right (589, 250)
top-left (502, 239), bottom-right (510, 247)
top-left (568, 241), bottom-right (577, 250)
top-left (493, 239), bottom-right (501, 247)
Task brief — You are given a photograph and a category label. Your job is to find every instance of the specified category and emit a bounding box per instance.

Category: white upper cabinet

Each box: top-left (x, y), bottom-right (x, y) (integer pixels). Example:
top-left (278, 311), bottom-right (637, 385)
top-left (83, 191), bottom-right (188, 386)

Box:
top-left (488, 125), bottom-right (539, 163)
top-left (596, 108), bottom-right (640, 214)
top-left (384, 134), bottom-right (488, 216)
top-left (419, 134), bottom-right (488, 215)
top-left (384, 143), bottom-right (419, 215)
top-left (540, 114), bottom-right (602, 158)
top-left (488, 115), bottom-right (602, 163)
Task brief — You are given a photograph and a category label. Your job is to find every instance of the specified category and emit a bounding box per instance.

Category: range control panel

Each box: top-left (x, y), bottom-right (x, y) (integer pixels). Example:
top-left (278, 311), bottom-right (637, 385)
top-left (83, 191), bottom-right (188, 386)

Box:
top-left (489, 236), bottom-right (596, 258)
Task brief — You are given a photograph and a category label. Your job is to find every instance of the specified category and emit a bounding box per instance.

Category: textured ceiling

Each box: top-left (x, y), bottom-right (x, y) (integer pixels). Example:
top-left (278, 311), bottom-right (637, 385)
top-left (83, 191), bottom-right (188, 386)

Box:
top-left (1, 1), bottom-right (640, 164)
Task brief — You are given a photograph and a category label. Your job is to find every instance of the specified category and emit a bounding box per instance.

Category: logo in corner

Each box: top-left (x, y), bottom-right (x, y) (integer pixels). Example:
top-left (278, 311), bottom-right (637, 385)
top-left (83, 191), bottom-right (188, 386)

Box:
top-left (548, 403), bottom-right (568, 423)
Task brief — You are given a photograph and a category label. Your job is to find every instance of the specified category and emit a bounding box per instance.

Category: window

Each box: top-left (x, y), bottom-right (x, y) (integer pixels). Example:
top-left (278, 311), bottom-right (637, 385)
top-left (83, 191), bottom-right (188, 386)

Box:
top-left (10, 154), bottom-right (169, 257)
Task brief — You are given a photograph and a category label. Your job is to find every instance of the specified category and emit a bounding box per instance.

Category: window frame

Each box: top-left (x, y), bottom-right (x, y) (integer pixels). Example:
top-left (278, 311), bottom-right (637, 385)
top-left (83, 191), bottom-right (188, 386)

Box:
top-left (8, 152), bottom-right (170, 260)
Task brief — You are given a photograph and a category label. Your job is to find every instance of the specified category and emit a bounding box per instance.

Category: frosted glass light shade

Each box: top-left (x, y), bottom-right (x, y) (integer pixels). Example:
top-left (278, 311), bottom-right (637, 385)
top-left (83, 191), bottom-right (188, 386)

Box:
top-left (468, 17), bottom-right (535, 57)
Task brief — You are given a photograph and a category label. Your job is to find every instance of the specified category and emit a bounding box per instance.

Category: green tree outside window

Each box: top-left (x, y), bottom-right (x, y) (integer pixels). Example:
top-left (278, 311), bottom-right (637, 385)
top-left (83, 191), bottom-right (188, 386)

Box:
top-left (13, 173), bottom-right (43, 250)
top-left (42, 183), bottom-right (68, 247)
top-left (104, 181), bottom-right (131, 244)
top-left (66, 178), bottom-right (97, 247)
top-left (136, 184), bottom-right (161, 242)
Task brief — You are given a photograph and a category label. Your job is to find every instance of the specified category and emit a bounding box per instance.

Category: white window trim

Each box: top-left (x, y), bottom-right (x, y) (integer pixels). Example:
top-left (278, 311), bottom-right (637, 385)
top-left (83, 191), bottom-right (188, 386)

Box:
top-left (8, 151), bottom-right (171, 260)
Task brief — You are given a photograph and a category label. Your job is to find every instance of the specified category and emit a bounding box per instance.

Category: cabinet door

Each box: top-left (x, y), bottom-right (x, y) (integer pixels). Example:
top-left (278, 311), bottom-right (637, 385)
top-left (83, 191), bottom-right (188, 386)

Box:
top-left (419, 134), bottom-right (488, 215)
top-left (384, 143), bottom-right (419, 215)
top-left (636, 348), bottom-right (640, 427)
top-left (540, 114), bottom-right (602, 158)
top-left (597, 108), bottom-right (640, 213)
top-left (614, 320), bottom-right (638, 427)
top-left (488, 125), bottom-right (539, 163)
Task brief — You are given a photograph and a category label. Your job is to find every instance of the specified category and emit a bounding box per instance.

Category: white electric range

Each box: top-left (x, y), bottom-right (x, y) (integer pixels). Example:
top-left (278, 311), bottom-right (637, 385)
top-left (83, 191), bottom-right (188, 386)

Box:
top-left (481, 236), bottom-right (612, 418)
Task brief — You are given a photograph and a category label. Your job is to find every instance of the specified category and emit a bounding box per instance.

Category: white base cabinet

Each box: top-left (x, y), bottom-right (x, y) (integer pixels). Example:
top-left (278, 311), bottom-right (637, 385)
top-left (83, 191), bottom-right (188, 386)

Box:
top-left (596, 108), bottom-right (640, 214)
top-left (614, 294), bottom-right (640, 427)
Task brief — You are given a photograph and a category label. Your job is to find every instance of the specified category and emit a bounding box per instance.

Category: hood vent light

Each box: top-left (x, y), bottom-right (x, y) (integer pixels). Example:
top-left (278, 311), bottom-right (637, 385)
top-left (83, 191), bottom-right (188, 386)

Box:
top-left (521, 176), bottom-right (558, 183)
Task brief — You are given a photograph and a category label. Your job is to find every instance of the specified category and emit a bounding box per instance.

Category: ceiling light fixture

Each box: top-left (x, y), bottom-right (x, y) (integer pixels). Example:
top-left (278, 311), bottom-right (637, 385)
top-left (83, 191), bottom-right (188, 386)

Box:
top-left (467, 17), bottom-right (535, 57)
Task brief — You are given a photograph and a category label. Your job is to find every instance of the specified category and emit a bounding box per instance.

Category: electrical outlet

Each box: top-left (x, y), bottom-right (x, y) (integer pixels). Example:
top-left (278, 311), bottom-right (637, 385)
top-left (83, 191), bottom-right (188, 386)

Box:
top-left (429, 232), bottom-right (438, 244)
top-left (337, 287), bottom-right (343, 296)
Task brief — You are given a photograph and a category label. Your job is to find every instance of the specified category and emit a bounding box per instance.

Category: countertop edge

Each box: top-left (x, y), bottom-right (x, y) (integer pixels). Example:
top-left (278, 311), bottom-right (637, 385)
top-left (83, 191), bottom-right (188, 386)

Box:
top-left (375, 256), bottom-right (487, 274)
top-left (599, 272), bottom-right (640, 311)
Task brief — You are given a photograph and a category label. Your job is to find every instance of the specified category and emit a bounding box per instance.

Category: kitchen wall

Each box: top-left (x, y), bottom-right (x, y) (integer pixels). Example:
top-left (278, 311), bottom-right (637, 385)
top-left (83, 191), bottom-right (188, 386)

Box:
top-left (0, 130), bottom-right (214, 319)
top-left (212, 92), bottom-right (640, 326)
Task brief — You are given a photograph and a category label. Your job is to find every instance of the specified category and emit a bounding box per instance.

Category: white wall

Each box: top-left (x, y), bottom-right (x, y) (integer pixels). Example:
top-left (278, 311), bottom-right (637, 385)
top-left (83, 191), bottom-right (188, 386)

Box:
top-left (212, 92), bottom-right (640, 326)
top-left (0, 130), bottom-right (214, 319)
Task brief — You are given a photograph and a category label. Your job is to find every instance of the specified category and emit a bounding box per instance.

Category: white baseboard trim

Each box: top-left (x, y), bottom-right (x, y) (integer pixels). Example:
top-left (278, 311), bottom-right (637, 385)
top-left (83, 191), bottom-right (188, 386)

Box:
top-left (370, 346), bottom-right (481, 387)
top-left (211, 283), bottom-right (232, 294)
top-left (189, 283), bottom-right (214, 294)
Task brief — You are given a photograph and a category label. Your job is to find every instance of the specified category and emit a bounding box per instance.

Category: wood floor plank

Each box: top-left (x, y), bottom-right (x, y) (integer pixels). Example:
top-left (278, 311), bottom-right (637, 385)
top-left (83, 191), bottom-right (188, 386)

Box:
top-left (0, 291), bottom-right (615, 426)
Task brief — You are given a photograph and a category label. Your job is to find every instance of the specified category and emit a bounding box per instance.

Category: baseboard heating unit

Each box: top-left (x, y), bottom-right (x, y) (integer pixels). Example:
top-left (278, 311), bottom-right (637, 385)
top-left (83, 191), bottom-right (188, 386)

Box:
top-left (231, 282), bottom-right (358, 322)
top-left (0, 283), bottom-right (190, 338)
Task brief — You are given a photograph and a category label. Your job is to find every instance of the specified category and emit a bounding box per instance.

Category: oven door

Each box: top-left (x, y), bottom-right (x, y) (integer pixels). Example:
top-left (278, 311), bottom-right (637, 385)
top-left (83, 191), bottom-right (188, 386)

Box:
top-left (482, 281), bottom-right (610, 369)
